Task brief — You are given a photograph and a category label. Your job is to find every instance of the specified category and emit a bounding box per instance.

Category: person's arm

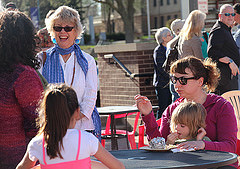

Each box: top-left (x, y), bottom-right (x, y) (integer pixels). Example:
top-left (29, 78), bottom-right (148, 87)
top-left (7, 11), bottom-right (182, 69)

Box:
top-left (135, 95), bottom-right (161, 140)
top-left (208, 29), bottom-right (239, 76)
top-left (191, 37), bottom-right (204, 60)
top-left (14, 67), bottom-right (43, 142)
top-left (196, 127), bottom-right (207, 141)
top-left (94, 142), bottom-right (125, 169)
top-left (219, 57), bottom-right (239, 76)
top-left (79, 54), bottom-right (98, 120)
top-left (16, 151), bottom-right (36, 169)
top-left (207, 29), bottom-right (226, 61)
top-left (204, 101), bottom-right (237, 153)
top-left (159, 104), bottom-right (176, 140)
top-left (154, 45), bottom-right (169, 78)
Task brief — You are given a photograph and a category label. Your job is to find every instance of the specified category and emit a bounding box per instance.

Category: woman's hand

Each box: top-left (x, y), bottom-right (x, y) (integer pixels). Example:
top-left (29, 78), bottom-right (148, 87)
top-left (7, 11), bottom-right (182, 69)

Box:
top-left (166, 132), bottom-right (178, 145)
top-left (177, 141), bottom-right (205, 150)
top-left (196, 127), bottom-right (206, 141)
top-left (134, 94), bottom-right (152, 116)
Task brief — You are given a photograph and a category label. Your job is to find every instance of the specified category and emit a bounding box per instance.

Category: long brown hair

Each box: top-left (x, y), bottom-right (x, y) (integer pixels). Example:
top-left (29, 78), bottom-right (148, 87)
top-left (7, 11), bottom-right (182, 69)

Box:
top-left (37, 83), bottom-right (79, 159)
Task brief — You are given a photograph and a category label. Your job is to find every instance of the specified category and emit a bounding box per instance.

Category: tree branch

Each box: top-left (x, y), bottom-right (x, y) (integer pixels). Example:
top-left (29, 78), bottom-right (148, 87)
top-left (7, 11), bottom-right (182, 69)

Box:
top-left (93, 0), bottom-right (118, 11)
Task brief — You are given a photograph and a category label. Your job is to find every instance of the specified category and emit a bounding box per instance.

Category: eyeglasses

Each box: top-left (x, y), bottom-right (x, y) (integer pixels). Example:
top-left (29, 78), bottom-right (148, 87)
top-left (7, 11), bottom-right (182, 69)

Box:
top-left (53, 26), bottom-right (74, 32)
top-left (221, 13), bottom-right (236, 17)
top-left (170, 76), bottom-right (196, 85)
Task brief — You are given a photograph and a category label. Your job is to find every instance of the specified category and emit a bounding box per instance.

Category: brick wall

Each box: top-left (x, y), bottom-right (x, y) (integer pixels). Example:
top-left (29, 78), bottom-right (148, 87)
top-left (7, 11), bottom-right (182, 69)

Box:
top-left (94, 42), bottom-right (158, 107)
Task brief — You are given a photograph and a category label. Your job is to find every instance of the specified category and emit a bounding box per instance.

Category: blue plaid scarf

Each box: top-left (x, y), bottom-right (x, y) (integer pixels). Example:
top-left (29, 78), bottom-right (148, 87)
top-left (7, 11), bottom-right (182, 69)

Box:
top-left (42, 44), bottom-right (88, 82)
top-left (42, 44), bottom-right (101, 141)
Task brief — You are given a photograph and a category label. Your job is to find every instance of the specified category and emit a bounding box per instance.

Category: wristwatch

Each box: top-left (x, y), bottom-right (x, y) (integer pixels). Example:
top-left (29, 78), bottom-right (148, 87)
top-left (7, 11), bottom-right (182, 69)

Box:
top-left (228, 59), bottom-right (233, 65)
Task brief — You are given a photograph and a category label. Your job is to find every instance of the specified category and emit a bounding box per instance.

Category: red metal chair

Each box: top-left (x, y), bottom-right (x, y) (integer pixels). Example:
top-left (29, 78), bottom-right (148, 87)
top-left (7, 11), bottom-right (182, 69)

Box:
top-left (138, 118), bottom-right (161, 148)
top-left (101, 111), bottom-right (140, 149)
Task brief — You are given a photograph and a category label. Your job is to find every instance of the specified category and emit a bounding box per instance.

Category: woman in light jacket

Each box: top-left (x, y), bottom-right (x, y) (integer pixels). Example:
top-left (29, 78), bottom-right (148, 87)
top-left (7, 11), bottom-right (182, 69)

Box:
top-left (177, 10), bottom-right (206, 60)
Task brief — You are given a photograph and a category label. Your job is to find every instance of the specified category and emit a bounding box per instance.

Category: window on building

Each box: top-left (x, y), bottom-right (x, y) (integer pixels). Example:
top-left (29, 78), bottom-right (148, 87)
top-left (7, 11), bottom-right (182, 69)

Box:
top-left (154, 17), bottom-right (158, 29)
top-left (160, 0), bottom-right (163, 6)
top-left (167, 0), bottom-right (170, 5)
top-left (174, 14), bottom-right (178, 19)
top-left (167, 15), bottom-right (171, 21)
top-left (174, 0), bottom-right (177, 4)
top-left (160, 16), bottom-right (164, 27)
top-left (154, 0), bottom-right (157, 7)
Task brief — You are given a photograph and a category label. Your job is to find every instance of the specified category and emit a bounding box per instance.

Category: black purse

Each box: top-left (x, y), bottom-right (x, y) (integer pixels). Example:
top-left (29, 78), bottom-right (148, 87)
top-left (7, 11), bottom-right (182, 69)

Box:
top-left (162, 39), bottom-right (179, 73)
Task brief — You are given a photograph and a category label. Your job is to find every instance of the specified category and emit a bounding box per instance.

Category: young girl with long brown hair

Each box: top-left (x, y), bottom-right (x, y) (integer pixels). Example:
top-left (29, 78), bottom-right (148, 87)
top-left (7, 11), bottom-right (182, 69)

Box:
top-left (17, 84), bottom-right (124, 169)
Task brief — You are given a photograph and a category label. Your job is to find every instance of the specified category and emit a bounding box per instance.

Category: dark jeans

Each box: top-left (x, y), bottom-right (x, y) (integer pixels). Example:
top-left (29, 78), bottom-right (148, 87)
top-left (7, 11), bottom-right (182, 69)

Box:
top-left (155, 86), bottom-right (171, 119)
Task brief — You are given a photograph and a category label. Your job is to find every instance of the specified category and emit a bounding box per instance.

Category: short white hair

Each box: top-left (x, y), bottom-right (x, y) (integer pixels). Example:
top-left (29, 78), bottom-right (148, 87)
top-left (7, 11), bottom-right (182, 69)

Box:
top-left (220, 4), bottom-right (233, 14)
top-left (155, 27), bottom-right (171, 45)
top-left (170, 19), bottom-right (185, 36)
top-left (45, 6), bottom-right (84, 40)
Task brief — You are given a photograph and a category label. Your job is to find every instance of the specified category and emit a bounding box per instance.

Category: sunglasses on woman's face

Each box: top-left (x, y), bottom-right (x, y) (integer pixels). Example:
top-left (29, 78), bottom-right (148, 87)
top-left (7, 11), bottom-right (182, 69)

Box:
top-left (53, 26), bottom-right (74, 32)
top-left (222, 13), bottom-right (236, 17)
top-left (170, 76), bottom-right (196, 85)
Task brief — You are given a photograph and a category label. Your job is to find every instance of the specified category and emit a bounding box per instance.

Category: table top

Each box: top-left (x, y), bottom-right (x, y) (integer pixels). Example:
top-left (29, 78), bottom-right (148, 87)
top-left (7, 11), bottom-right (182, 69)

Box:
top-left (107, 149), bottom-right (237, 169)
top-left (97, 106), bottom-right (158, 115)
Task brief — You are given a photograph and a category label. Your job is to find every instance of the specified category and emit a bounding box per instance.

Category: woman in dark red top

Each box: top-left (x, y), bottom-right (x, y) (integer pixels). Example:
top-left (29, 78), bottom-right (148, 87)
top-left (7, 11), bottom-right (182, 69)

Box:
top-left (0, 11), bottom-right (43, 168)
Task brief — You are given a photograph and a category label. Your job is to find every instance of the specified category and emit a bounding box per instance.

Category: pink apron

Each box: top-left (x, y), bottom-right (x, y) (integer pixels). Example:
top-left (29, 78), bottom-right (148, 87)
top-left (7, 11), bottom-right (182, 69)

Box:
top-left (40, 130), bottom-right (91, 169)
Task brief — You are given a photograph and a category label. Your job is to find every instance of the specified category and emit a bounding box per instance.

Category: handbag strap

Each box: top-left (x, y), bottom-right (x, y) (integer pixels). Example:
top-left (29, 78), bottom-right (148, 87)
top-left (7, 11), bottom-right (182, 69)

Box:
top-left (42, 51), bottom-right (47, 66)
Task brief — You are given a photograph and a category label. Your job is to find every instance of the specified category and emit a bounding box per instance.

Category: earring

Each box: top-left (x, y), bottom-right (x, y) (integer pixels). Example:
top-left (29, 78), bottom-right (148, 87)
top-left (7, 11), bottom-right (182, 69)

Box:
top-left (75, 39), bottom-right (80, 44)
top-left (52, 38), bottom-right (57, 44)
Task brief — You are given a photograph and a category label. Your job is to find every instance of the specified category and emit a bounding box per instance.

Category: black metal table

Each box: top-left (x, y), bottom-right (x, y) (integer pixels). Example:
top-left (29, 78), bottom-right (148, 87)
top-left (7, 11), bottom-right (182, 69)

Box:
top-left (97, 106), bottom-right (141, 150)
top-left (107, 149), bottom-right (237, 169)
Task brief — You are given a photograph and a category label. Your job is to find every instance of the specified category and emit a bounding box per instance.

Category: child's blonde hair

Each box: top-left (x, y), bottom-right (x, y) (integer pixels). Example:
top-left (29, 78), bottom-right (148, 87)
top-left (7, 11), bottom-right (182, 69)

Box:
top-left (170, 102), bottom-right (206, 139)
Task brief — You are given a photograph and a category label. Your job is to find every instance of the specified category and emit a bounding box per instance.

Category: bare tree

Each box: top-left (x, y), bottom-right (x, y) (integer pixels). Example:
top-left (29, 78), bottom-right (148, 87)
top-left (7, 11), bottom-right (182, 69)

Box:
top-left (94, 0), bottom-right (135, 43)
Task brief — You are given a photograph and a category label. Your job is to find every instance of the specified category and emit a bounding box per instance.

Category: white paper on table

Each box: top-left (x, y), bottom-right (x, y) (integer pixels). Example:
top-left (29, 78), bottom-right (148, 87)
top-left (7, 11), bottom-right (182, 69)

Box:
top-left (171, 148), bottom-right (195, 153)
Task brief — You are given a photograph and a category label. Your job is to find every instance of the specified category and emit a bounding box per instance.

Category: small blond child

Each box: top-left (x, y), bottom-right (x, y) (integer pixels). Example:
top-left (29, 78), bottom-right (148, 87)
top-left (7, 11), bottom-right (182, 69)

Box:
top-left (166, 101), bottom-right (210, 145)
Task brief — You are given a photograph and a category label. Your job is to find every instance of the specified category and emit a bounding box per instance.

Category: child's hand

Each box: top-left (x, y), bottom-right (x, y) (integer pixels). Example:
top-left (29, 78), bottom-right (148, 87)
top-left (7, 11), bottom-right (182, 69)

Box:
top-left (134, 94), bottom-right (152, 116)
top-left (196, 127), bottom-right (206, 141)
top-left (166, 132), bottom-right (178, 145)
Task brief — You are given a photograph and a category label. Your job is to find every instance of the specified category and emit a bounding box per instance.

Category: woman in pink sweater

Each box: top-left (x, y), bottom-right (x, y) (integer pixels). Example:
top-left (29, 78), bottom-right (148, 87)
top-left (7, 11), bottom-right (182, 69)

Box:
top-left (135, 56), bottom-right (237, 168)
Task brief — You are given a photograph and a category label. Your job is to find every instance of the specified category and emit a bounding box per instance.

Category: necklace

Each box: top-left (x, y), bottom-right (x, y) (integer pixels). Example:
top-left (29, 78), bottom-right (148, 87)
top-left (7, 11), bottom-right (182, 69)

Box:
top-left (63, 53), bottom-right (71, 62)
top-left (70, 55), bottom-right (75, 86)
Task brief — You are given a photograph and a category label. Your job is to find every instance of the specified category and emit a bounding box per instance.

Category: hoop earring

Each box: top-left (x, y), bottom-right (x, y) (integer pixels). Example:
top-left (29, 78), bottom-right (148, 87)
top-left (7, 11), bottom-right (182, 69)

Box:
top-left (52, 38), bottom-right (57, 44)
top-left (75, 39), bottom-right (80, 44)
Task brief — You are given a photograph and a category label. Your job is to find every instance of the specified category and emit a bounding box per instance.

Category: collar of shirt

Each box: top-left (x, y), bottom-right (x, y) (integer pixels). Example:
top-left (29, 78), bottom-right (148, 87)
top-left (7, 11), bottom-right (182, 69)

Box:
top-left (218, 20), bottom-right (232, 32)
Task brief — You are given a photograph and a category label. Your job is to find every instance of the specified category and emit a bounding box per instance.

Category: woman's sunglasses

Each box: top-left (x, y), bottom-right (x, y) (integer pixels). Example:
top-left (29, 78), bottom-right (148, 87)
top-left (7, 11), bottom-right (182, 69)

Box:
top-left (170, 76), bottom-right (196, 85)
top-left (222, 13), bottom-right (236, 17)
top-left (53, 26), bottom-right (74, 32)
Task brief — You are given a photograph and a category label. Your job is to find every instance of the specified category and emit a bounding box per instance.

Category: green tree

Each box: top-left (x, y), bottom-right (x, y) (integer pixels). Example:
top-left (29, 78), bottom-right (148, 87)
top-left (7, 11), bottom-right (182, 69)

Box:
top-left (94, 0), bottom-right (135, 43)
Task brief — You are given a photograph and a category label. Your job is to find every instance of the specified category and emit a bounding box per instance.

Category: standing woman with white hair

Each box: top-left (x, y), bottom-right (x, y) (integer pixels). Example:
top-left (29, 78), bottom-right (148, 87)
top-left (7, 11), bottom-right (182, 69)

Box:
top-left (38, 6), bottom-right (101, 141)
top-left (177, 10), bottom-right (206, 60)
top-left (153, 27), bottom-right (173, 118)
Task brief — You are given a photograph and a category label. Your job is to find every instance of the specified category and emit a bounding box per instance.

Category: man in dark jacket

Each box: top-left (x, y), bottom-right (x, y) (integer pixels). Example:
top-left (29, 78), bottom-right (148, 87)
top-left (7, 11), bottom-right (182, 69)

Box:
top-left (208, 4), bottom-right (240, 95)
